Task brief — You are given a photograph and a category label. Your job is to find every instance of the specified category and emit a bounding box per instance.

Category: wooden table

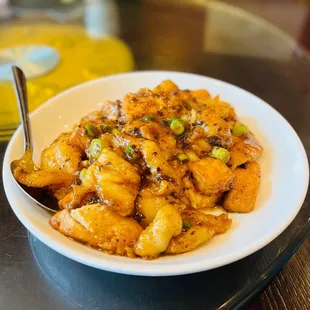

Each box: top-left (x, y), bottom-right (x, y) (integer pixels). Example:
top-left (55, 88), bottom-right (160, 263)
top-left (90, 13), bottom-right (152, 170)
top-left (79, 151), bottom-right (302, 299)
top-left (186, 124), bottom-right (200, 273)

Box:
top-left (248, 239), bottom-right (310, 309)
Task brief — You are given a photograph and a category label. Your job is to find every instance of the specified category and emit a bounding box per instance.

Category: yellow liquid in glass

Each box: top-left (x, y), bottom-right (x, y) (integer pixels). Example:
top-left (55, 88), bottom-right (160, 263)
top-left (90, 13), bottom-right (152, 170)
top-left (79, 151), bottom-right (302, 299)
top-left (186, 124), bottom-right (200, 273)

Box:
top-left (0, 24), bottom-right (134, 139)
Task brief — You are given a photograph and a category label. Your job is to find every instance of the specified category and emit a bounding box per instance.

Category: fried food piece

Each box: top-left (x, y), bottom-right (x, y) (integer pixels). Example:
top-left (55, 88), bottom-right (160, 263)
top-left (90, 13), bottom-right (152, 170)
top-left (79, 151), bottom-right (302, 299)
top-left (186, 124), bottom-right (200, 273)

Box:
top-left (199, 107), bottom-right (233, 148)
top-left (189, 157), bottom-right (234, 196)
top-left (136, 184), bottom-right (186, 227)
top-left (13, 167), bottom-right (76, 188)
top-left (183, 175), bottom-right (221, 209)
top-left (185, 188), bottom-right (221, 209)
top-left (229, 134), bottom-right (263, 168)
top-left (191, 89), bottom-right (211, 103)
top-left (140, 122), bottom-right (164, 141)
top-left (58, 184), bottom-right (92, 210)
top-left (140, 122), bottom-right (177, 152)
top-left (111, 131), bottom-right (137, 150)
top-left (100, 100), bottom-right (121, 121)
top-left (121, 89), bottom-right (160, 122)
top-left (206, 96), bottom-right (236, 120)
top-left (60, 149), bottom-right (140, 216)
top-left (134, 205), bottom-right (182, 259)
top-left (166, 226), bottom-right (215, 254)
top-left (50, 204), bottom-right (143, 257)
top-left (166, 211), bottom-right (232, 254)
top-left (181, 210), bottom-right (232, 234)
top-left (52, 186), bottom-right (73, 202)
top-left (190, 138), bottom-right (213, 157)
top-left (224, 162), bottom-right (261, 212)
top-left (140, 140), bottom-right (177, 179)
top-left (153, 80), bottom-right (179, 94)
top-left (93, 149), bottom-right (140, 216)
top-left (41, 133), bottom-right (83, 175)
top-left (69, 124), bottom-right (92, 152)
top-left (183, 126), bottom-right (212, 158)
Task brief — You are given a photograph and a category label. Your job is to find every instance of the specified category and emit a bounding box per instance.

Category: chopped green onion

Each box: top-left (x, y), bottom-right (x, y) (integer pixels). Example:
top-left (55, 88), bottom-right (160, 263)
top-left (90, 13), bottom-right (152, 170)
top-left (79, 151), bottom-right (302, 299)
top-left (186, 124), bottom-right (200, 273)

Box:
top-left (211, 146), bottom-right (230, 163)
top-left (85, 124), bottom-right (100, 138)
top-left (182, 220), bottom-right (192, 230)
top-left (167, 116), bottom-right (178, 123)
top-left (177, 153), bottom-right (189, 163)
top-left (89, 139), bottom-right (107, 159)
top-left (141, 115), bottom-right (155, 122)
top-left (100, 124), bottom-right (112, 133)
top-left (111, 128), bottom-right (120, 135)
top-left (170, 119), bottom-right (185, 135)
top-left (79, 168), bottom-right (87, 183)
top-left (124, 144), bottom-right (138, 159)
top-left (232, 123), bottom-right (249, 137)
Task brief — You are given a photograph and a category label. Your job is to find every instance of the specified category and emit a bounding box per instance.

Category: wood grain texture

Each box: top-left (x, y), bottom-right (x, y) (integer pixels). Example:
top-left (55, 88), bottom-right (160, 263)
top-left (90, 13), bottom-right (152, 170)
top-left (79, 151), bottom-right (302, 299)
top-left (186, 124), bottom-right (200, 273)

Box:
top-left (246, 238), bottom-right (310, 310)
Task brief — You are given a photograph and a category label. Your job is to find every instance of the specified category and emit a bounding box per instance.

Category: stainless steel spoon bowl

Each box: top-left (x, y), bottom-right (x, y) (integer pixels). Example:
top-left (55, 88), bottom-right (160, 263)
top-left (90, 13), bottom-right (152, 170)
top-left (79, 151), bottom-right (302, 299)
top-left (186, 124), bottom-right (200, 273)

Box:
top-left (10, 66), bottom-right (57, 213)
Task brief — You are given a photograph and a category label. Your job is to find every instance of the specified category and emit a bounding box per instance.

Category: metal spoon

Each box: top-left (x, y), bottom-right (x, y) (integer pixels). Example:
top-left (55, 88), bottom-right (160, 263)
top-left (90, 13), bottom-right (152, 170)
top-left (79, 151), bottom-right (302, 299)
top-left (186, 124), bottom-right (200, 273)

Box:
top-left (10, 66), bottom-right (57, 213)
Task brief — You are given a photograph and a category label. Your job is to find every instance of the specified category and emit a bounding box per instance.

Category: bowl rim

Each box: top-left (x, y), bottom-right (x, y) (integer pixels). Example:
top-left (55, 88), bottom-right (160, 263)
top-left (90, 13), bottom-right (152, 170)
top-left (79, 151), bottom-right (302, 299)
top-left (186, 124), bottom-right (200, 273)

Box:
top-left (3, 70), bottom-right (309, 276)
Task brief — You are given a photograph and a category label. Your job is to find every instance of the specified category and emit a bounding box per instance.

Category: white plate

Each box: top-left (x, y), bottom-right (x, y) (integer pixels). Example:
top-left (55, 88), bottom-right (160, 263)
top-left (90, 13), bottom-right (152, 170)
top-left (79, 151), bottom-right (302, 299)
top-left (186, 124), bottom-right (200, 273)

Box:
top-left (3, 71), bottom-right (309, 276)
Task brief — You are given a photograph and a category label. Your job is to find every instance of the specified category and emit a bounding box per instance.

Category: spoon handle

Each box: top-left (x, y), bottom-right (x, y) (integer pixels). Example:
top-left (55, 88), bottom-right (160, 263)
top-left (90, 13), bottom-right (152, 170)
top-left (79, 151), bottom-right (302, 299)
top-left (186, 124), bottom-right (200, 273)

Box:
top-left (12, 66), bottom-right (33, 152)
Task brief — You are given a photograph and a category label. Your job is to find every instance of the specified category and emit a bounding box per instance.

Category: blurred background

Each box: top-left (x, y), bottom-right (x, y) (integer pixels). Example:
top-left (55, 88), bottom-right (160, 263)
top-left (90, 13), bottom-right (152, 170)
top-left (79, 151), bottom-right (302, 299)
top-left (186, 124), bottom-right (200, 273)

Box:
top-left (0, 0), bottom-right (309, 140)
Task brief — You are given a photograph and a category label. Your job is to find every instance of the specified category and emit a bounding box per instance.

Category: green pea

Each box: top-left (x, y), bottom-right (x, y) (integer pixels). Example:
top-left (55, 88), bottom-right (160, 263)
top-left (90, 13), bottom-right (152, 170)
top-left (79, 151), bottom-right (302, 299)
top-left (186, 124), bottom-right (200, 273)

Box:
top-left (182, 220), bottom-right (192, 230)
top-left (111, 128), bottom-right (120, 135)
top-left (141, 115), bottom-right (155, 122)
top-left (177, 153), bottom-right (189, 163)
top-left (211, 146), bottom-right (230, 163)
top-left (124, 144), bottom-right (138, 159)
top-left (170, 119), bottom-right (185, 135)
top-left (100, 124), bottom-right (112, 133)
top-left (233, 123), bottom-right (249, 137)
top-left (89, 139), bottom-right (106, 159)
top-left (79, 168), bottom-right (87, 183)
top-left (85, 124), bottom-right (100, 138)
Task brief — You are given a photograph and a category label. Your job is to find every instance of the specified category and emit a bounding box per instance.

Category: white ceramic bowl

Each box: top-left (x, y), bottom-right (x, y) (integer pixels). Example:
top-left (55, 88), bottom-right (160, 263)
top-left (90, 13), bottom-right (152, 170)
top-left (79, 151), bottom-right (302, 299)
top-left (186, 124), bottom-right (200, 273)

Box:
top-left (3, 71), bottom-right (309, 276)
